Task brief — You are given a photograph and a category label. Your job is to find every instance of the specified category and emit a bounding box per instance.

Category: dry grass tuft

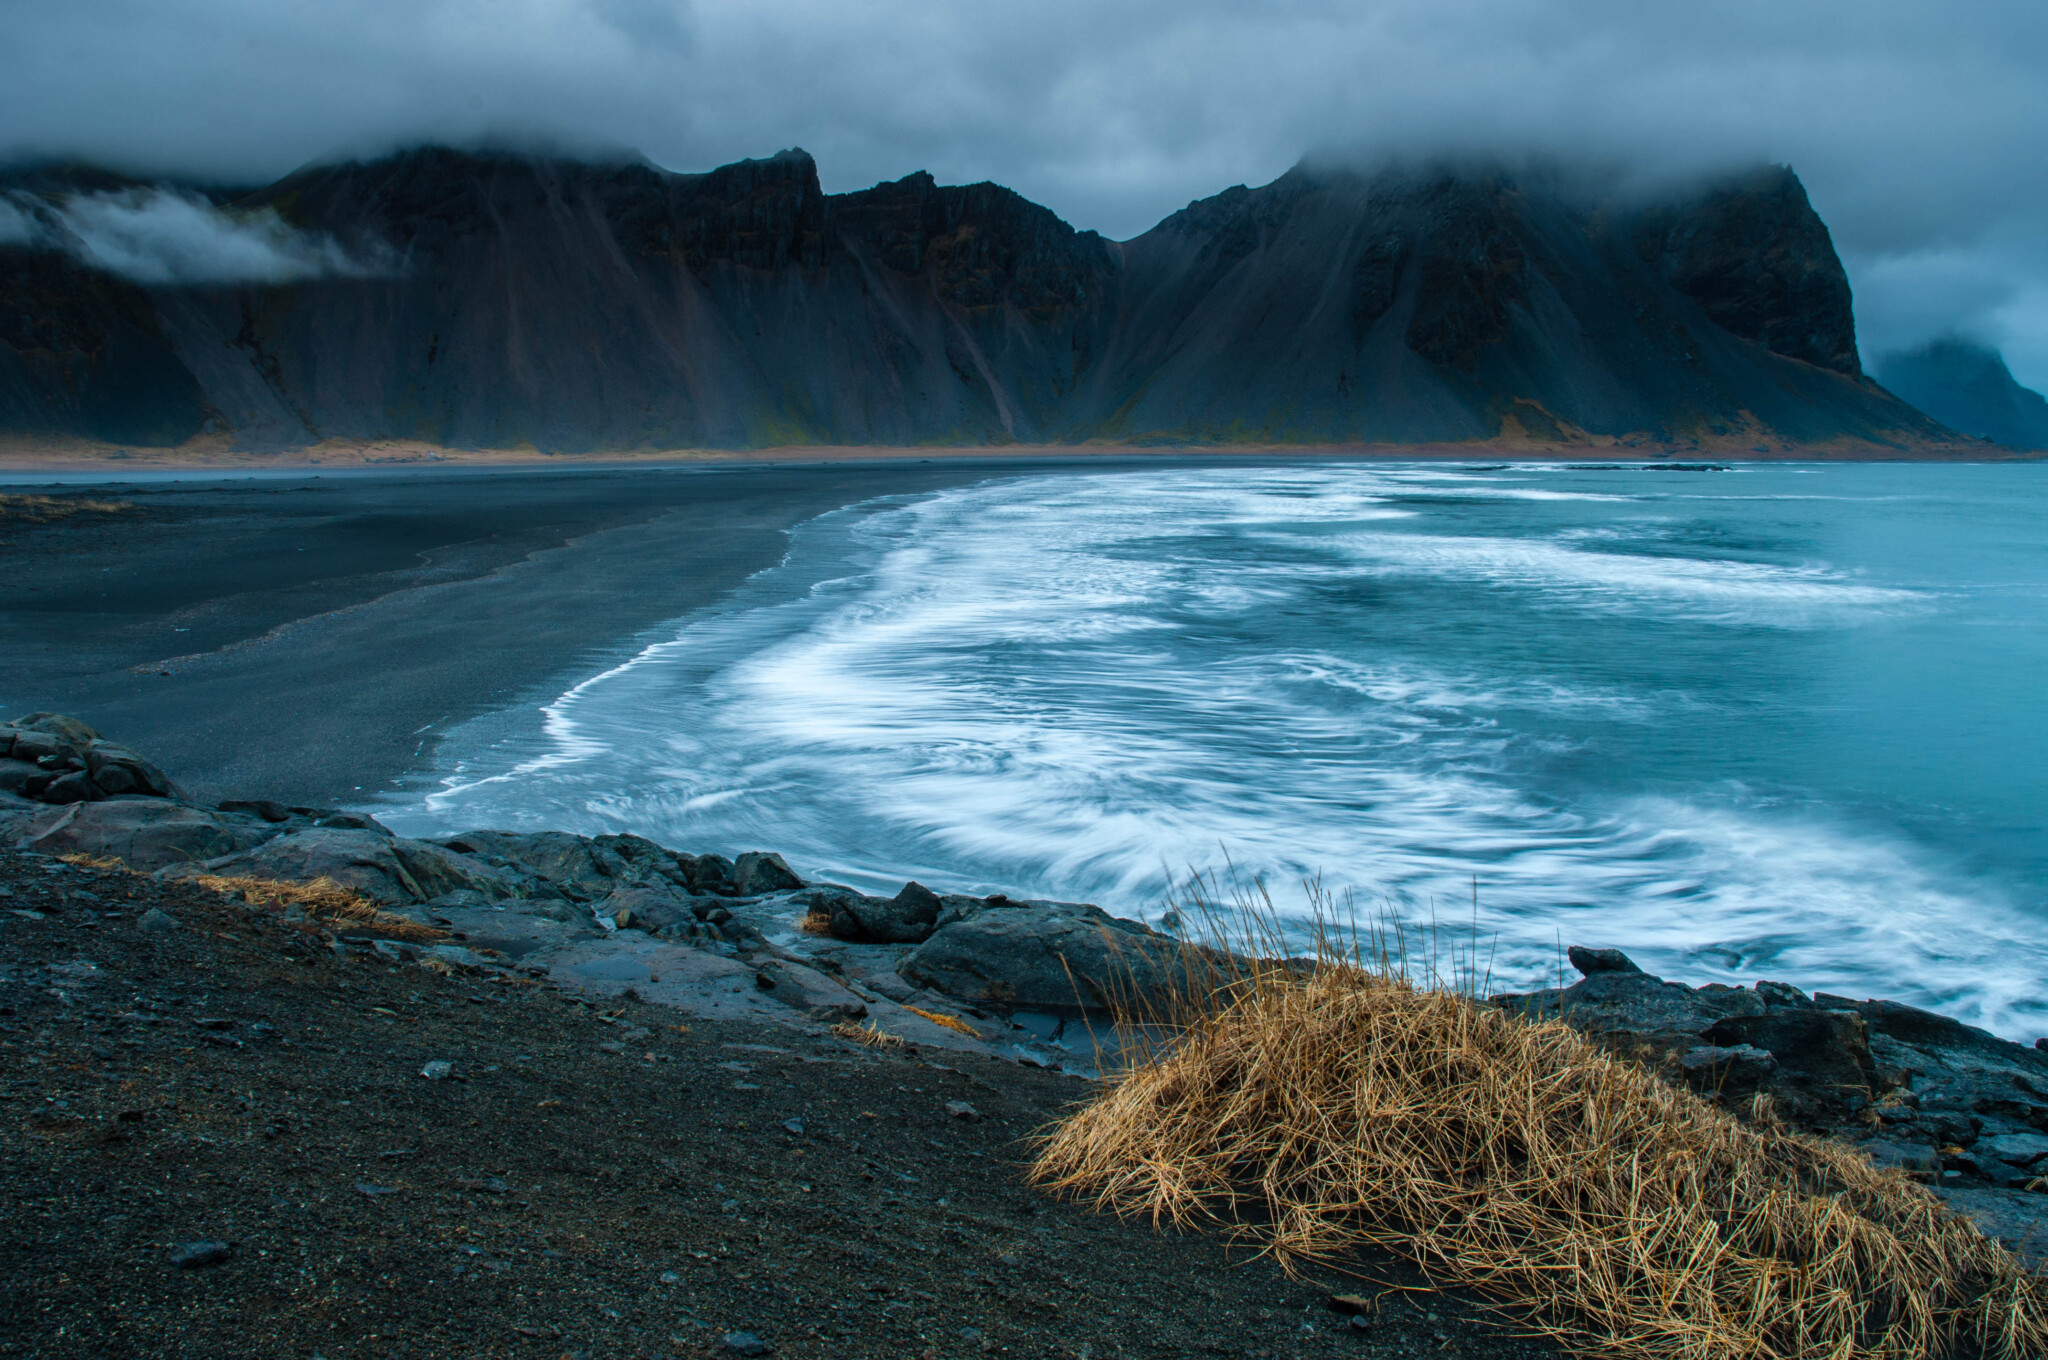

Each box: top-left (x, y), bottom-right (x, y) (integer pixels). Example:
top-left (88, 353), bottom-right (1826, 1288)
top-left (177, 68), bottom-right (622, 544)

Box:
top-left (1033, 942), bottom-right (2048, 1360)
top-left (191, 873), bottom-right (447, 944)
top-left (830, 1021), bottom-right (905, 1049)
top-left (905, 1005), bottom-right (981, 1038)
top-left (0, 492), bottom-right (133, 522)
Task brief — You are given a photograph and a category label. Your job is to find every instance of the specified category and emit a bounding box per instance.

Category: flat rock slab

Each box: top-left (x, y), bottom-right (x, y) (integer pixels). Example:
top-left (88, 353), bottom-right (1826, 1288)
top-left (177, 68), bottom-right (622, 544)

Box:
top-left (1931, 1186), bottom-right (2048, 1267)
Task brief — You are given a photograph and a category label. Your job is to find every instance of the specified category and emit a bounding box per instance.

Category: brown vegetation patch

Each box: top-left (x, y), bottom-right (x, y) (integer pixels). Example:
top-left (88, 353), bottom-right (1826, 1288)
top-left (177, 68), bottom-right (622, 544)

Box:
top-left (0, 492), bottom-right (134, 522)
top-left (1033, 956), bottom-right (2048, 1360)
top-left (187, 872), bottom-right (447, 943)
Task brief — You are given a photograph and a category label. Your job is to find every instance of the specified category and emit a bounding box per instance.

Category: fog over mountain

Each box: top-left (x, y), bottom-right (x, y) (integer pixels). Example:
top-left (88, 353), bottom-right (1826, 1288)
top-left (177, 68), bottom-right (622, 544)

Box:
top-left (5, 0), bottom-right (2047, 393)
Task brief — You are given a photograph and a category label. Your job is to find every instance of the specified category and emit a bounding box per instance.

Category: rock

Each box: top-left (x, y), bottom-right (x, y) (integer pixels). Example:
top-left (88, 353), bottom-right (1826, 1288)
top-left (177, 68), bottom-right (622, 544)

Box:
top-left (675, 850), bottom-right (739, 896)
top-left (731, 851), bottom-right (803, 896)
top-left (39, 771), bottom-right (97, 804)
top-left (1678, 1043), bottom-right (1778, 1096)
top-left (781, 1117), bottom-right (805, 1136)
top-left (1567, 946), bottom-right (1643, 975)
top-left (18, 799), bottom-right (280, 870)
top-left (1979, 1132), bottom-right (2048, 1167)
top-left (797, 883), bottom-right (944, 944)
top-left (190, 827), bottom-right (524, 905)
top-left (721, 1333), bottom-right (772, 1356)
top-left (440, 830), bottom-right (614, 901)
top-left (84, 742), bottom-right (172, 797)
top-left (353, 1182), bottom-right (402, 1197)
top-left (139, 908), bottom-right (180, 932)
top-left (752, 958), bottom-right (869, 1022)
top-left (218, 799), bottom-right (294, 824)
top-left (167, 1240), bottom-right (232, 1269)
top-left (898, 899), bottom-right (1206, 1014)
top-left (599, 884), bottom-right (691, 933)
top-left (1859, 1139), bottom-right (1943, 1174)
top-left (419, 1060), bottom-right (454, 1080)
top-left (1701, 1008), bottom-right (1879, 1118)
top-left (11, 713), bottom-right (102, 749)
top-left (1932, 1185), bottom-right (2048, 1268)
top-left (945, 1100), bottom-right (981, 1122)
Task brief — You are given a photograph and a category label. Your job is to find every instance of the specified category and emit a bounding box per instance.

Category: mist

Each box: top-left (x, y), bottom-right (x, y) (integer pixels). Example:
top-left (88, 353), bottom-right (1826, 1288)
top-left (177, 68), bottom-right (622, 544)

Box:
top-left (5, 0), bottom-right (2046, 384)
top-left (0, 187), bottom-right (394, 286)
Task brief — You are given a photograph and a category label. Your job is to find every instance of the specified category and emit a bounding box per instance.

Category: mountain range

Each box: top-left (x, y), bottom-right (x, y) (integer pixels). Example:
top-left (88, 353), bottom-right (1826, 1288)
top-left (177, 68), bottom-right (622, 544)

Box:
top-left (0, 146), bottom-right (1977, 453)
top-left (1874, 338), bottom-right (2048, 450)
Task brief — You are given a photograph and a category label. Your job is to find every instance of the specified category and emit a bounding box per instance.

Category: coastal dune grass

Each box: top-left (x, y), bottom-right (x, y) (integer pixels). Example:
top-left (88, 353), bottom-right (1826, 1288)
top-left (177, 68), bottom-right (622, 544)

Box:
top-left (1032, 923), bottom-right (2048, 1360)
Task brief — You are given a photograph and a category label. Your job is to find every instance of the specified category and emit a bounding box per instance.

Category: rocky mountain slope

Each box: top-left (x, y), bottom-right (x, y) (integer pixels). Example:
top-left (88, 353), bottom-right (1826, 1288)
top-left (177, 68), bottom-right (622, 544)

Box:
top-left (1, 147), bottom-right (1961, 452)
top-left (1875, 337), bottom-right (2048, 449)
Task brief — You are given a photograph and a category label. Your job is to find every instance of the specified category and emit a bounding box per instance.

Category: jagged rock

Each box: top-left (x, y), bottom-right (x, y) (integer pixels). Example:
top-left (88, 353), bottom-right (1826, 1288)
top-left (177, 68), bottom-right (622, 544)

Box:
top-left (1679, 1043), bottom-right (1778, 1096)
top-left (896, 899), bottom-right (1201, 1014)
top-left (84, 742), bottom-right (172, 797)
top-left (182, 827), bottom-right (526, 905)
top-left (600, 884), bottom-right (693, 933)
top-left (0, 717), bottom-right (178, 806)
top-left (731, 851), bottom-right (803, 896)
top-left (751, 958), bottom-right (868, 1022)
top-left (441, 830), bottom-right (614, 900)
top-left (797, 883), bottom-right (943, 945)
top-left (1701, 1008), bottom-right (1879, 1119)
top-left (1978, 1132), bottom-right (2048, 1168)
top-left (15, 798), bottom-right (280, 869)
top-left (1567, 946), bottom-right (1642, 975)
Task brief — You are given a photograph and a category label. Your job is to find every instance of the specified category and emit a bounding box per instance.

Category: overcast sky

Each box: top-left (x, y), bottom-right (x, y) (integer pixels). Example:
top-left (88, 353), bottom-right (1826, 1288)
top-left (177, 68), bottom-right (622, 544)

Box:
top-left (6, 0), bottom-right (2047, 386)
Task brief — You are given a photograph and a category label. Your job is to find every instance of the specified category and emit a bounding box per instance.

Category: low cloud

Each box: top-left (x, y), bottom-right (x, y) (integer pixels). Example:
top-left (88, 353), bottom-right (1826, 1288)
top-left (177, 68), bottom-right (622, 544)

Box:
top-left (0, 187), bottom-right (392, 285)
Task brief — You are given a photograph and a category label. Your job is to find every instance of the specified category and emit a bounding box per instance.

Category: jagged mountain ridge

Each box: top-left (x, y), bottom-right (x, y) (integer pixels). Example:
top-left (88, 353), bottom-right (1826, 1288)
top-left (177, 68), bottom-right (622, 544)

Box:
top-left (1874, 339), bottom-right (2048, 450)
top-left (0, 146), bottom-right (1960, 451)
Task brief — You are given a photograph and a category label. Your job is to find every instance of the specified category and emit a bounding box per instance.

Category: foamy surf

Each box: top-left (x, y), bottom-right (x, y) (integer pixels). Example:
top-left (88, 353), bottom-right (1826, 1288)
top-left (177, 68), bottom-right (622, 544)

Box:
top-left (377, 462), bottom-right (2048, 1039)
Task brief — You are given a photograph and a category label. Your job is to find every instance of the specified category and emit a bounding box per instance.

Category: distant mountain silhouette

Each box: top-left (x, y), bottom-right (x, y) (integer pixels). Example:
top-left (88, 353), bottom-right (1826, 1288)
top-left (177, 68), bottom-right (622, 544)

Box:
top-left (0, 146), bottom-right (1964, 452)
top-left (1874, 338), bottom-right (2048, 450)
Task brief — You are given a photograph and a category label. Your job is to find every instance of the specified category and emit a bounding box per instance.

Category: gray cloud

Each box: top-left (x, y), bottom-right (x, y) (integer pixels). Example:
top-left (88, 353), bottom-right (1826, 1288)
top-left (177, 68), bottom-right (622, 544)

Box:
top-left (0, 187), bottom-right (392, 285)
top-left (4, 0), bottom-right (2047, 383)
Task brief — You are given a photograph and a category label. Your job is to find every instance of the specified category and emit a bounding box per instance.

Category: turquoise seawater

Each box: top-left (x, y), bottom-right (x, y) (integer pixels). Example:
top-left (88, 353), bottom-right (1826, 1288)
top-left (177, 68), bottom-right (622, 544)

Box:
top-left (380, 462), bottom-right (2048, 1037)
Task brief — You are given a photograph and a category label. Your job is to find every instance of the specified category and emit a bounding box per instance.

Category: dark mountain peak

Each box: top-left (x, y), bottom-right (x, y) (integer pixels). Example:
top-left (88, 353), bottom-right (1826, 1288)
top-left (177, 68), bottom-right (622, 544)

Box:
top-left (1876, 337), bottom-right (2048, 448)
top-left (833, 170), bottom-right (1115, 314)
top-left (1630, 164), bottom-right (1859, 376)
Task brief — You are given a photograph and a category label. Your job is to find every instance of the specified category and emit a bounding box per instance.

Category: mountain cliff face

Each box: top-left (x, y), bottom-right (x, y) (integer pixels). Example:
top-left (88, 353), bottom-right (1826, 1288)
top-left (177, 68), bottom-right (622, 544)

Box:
top-left (0, 147), bottom-right (1958, 451)
top-left (1874, 339), bottom-right (2048, 449)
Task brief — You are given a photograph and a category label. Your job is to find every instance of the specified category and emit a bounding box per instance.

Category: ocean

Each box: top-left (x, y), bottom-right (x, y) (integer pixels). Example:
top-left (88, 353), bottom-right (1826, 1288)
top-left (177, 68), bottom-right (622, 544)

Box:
top-left (375, 461), bottom-right (2048, 1038)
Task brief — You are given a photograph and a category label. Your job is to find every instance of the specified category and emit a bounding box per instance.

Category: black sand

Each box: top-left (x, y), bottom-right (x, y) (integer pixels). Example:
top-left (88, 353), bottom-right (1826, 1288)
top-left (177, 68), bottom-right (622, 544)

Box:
top-left (0, 463), bottom-right (1051, 806)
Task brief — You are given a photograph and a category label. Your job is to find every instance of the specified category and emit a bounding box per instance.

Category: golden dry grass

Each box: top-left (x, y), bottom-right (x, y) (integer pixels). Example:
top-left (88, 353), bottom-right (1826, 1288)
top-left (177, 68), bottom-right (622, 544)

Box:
top-left (905, 1005), bottom-right (982, 1038)
top-left (1032, 950), bottom-right (2048, 1360)
top-left (0, 492), bottom-right (133, 522)
top-left (829, 1020), bottom-right (905, 1049)
top-left (189, 872), bottom-right (447, 944)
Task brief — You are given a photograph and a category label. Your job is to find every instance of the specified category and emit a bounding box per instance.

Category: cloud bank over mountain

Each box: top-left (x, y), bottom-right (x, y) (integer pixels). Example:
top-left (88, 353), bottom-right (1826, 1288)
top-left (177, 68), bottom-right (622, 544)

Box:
top-left (0, 188), bottom-right (392, 285)
top-left (5, 0), bottom-right (2046, 384)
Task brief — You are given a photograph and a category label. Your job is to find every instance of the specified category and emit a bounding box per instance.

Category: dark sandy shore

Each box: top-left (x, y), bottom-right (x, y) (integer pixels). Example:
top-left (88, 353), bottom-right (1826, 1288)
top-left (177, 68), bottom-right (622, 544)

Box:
top-left (0, 461), bottom-right (1130, 807)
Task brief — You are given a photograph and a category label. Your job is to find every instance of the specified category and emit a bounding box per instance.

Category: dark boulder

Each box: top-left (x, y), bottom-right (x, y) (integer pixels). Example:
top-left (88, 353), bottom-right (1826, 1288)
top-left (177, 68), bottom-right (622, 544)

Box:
top-left (731, 851), bottom-right (803, 896)
top-left (181, 827), bottom-right (526, 905)
top-left (15, 798), bottom-right (281, 869)
top-left (599, 884), bottom-right (691, 933)
top-left (1566, 945), bottom-right (1642, 975)
top-left (798, 882), bottom-right (944, 945)
top-left (441, 829), bottom-right (613, 900)
top-left (896, 899), bottom-right (1202, 1015)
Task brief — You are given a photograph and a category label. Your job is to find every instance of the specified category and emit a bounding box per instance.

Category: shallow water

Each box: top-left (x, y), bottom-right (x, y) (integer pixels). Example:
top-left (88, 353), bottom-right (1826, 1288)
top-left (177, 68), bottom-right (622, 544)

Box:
top-left (377, 462), bottom-right (2048, 1038)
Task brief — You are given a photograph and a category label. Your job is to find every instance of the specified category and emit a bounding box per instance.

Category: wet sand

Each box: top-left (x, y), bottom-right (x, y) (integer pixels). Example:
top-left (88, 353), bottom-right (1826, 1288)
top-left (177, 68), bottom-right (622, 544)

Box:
top-left (0, 462), bottom-right (1070, 806)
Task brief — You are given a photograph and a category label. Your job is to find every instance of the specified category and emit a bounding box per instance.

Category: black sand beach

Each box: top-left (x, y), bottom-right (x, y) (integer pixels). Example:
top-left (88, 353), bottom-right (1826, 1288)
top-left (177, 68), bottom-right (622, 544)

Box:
top-left (0, 462), bottom-right (1067, 807)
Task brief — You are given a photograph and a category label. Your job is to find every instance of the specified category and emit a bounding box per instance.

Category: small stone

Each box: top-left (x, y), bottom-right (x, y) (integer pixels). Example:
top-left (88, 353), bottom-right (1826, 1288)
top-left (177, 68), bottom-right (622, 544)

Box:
top-left (660, 1270), bottom-right (680, 1283)
top-left (354, 1182), bottom-right (402, 1197)
top-left (419, 1060), bottom-right (453, 1080)
top-left (946, 1100), bottom-right (982, 1122)
top-left (721, 1332), bottom-right (772, 1356)
top-left (596, 1040), bottom-right (626, 1054)
top-left (1328, 1294), bottom-right (1376, 1315)
top-left (169, 1240), bottom-right (233, 1268)
top-left (139, 908), bottom-right (179, 932)
top-left (1566, 945), bottom-right (1642, 975)
top-left (782, 1117), bottom-right (805, 1136)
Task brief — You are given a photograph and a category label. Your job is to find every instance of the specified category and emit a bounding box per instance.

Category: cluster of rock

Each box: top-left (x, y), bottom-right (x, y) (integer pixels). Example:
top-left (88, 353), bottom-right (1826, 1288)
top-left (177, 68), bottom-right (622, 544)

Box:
top-left (0, 714), bottom-right (175, 804)
top-left (1494, 947), bottom-right (2048, 1195)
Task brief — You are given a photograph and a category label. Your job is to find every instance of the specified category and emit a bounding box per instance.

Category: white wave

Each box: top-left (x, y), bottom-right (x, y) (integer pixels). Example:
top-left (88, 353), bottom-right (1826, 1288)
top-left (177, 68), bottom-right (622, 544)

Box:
top-left (379, 463), bottom-right (2048, 1039)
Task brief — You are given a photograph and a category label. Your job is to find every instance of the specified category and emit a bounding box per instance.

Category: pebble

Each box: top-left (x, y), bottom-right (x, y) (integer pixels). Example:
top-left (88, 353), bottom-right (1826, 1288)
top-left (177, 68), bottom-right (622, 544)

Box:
top-left (721, 1332), bottom-right (772, 1356)
top-left (946, 1100), bottom-right (982, 1122)
top-left (660, 1270), bottom-right (680, 1283)
top-left (781, 1117), bottom-right (805, 1136)
top-left (168, 1240), bottom-right (233, 1269)
top-left (419, 1060), bottom-right (453, 1080)
top-left (354, 1182), bottom-right (402, 1197)
top-left (139, 908), bottom-right (179, 932)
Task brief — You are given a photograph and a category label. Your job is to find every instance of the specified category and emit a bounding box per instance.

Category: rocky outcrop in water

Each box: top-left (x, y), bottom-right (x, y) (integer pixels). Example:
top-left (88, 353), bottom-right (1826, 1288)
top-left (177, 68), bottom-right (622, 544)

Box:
top-left (0, 148), bottom-right (1960, 452)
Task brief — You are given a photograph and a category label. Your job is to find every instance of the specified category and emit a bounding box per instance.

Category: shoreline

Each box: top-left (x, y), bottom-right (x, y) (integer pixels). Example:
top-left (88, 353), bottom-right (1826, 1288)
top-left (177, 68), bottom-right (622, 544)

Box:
top-left (2, 436), bottom-right (2040, 480)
